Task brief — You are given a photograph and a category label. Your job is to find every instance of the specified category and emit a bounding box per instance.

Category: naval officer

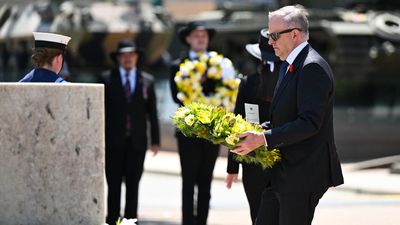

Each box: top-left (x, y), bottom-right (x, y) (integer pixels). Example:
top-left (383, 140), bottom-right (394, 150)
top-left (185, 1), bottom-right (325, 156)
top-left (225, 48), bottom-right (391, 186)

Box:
top-left (19, 32), bottom-right (71, 83)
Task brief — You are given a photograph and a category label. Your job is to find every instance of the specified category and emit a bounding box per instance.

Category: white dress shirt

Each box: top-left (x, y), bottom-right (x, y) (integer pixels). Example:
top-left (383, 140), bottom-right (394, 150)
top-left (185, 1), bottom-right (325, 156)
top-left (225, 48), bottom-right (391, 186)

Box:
top-left (119, 67), bottom-right (137, 94)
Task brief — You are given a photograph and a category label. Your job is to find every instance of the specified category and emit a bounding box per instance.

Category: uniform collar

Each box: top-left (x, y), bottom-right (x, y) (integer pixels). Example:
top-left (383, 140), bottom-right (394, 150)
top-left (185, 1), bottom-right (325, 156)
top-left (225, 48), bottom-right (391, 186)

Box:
top-left (34, 68), bottom-right (63, 82)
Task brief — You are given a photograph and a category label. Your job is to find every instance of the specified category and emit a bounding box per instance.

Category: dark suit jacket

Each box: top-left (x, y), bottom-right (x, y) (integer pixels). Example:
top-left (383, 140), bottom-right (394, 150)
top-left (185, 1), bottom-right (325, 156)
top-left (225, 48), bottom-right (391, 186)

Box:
top-left (104, 68), bottom-right (160, 150)
top-left (265, 44), bottom-right (344, 192)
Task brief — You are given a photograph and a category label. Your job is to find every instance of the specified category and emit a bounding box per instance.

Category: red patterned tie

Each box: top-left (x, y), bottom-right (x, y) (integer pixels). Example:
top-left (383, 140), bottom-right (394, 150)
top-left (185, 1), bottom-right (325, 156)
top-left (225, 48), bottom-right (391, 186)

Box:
top-left (125, 72), bottom-right (131, 135)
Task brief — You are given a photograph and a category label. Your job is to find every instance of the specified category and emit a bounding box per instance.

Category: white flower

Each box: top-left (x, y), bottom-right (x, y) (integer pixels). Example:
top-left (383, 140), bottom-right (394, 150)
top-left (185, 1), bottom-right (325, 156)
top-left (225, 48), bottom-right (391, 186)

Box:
top-left (177, 92), bottom-right (185, 101)
top-left (209, 55), bottom-right (223, 66)
top-left (174, 75), bottom-right (182, 83)
top-left (184, 114), bottom-right (195, 126)
top-left (209, 51), bottom-right (218, 57)
top-left (175, 106), bottom-right (190, 118)
top-left (180, 64), bottom-right (192, 76)
top-left (207, 66), bottom-right (219, 77)
top-left (119, 218), bottom-right (138, 225)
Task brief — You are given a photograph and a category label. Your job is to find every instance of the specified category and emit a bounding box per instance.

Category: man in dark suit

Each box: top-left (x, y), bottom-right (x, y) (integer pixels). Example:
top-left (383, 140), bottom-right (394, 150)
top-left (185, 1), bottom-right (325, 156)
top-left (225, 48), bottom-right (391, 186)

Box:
top-left (232, 5), bottom-right (344, 225)
top-left (104, 40), bottom-right (160, 225)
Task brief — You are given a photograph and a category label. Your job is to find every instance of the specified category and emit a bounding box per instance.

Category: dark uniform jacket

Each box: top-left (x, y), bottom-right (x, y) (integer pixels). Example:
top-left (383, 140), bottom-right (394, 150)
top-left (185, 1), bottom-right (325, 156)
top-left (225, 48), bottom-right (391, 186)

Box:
top-left (265, 45), bottom-right (344, 192)
top-left (104, 68), bottom-right (160, 150)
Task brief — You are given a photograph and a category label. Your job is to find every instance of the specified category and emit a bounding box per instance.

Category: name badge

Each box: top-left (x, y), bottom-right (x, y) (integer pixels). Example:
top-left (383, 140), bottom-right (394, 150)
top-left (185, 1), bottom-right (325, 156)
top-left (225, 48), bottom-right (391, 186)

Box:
top-left (244, 103), bottom-right (259, 124)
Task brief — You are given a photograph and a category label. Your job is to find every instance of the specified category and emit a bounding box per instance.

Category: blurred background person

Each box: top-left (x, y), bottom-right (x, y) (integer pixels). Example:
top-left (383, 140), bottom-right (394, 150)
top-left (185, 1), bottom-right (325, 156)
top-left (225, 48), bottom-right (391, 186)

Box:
top-left (225, 29), bottom-right (281, 225)
top-left (169, 21), bottom-right (236, 225)
top-left (103, 40), bottom-right (160, 225)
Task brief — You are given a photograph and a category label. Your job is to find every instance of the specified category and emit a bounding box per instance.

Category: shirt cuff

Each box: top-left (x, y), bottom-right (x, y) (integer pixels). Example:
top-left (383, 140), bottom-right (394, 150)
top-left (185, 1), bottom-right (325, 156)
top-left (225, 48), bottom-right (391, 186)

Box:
top-left (262, 134), bottom-right (268, 147)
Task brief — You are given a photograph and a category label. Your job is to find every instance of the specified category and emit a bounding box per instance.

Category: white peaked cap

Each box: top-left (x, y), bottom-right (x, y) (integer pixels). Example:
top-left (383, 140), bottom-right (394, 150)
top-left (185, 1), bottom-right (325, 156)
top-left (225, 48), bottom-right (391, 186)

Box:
top-left (33, 32), bottom-right (71, 50)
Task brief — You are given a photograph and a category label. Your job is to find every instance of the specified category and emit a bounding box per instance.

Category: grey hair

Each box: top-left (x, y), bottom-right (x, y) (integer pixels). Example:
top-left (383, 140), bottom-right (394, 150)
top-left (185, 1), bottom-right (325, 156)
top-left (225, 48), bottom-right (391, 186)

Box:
top-left (268, 4), bottom-right (309, 40)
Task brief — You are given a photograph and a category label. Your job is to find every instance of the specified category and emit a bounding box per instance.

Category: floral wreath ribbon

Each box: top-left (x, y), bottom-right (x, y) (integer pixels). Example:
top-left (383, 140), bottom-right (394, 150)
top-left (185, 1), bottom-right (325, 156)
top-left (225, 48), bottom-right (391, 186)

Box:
top-left (174, 51), bottom-right (241, 111)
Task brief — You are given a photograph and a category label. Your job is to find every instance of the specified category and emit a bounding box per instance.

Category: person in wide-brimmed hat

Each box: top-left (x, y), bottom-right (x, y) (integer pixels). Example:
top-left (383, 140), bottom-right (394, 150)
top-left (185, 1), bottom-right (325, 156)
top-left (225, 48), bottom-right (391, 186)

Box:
top-left (225, 28), bottom-right (281, 225)
top-left (104, 39), bottom-right (160, 225)
top-left (109, 40), bottom-right (143, 64)
top-left (170, 21), bottom-right (237, 225)
top-left (246, 28), bottom-right (280, 63)
top-left (178, 21), bottom-right (216, 46)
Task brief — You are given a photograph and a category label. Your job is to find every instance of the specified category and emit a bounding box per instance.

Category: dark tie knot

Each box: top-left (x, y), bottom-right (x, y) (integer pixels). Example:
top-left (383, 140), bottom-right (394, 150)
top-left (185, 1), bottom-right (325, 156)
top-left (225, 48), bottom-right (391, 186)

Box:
top-left (282, 61), bottom-right (289, 68)
top-left (279, 61), bottom-right (289, 79)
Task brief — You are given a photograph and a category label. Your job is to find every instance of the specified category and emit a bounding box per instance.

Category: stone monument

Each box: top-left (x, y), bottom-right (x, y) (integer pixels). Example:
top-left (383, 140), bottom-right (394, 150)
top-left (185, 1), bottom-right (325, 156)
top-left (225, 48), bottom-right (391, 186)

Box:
top-left (0, 83), bottom-right (105, 225)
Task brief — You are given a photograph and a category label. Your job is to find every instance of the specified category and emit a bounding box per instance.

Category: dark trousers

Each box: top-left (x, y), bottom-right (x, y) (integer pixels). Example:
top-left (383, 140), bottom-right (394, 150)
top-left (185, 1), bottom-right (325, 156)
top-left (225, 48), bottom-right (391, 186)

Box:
top-left (256, 189), bottom-right (327, 225)
top-left (177, 132), bottom-right (220, 225)
top-left (242, 163), bottom-right (271, 225)
top-left (105, 136), bottom-right (146, 225)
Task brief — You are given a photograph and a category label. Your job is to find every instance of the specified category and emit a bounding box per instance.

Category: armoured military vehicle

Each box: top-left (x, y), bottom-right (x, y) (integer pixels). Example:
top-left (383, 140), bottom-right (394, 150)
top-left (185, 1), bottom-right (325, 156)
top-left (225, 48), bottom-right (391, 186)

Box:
top-left (165, 0), bottom-right (400, 161)
top-left (0, 0), bottom-right (173, 82)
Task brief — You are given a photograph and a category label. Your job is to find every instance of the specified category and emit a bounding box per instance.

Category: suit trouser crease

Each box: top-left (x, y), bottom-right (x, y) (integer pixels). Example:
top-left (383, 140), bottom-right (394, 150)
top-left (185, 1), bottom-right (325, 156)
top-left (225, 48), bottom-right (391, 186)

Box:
top-left (255, 189), bottom-right (327, 225)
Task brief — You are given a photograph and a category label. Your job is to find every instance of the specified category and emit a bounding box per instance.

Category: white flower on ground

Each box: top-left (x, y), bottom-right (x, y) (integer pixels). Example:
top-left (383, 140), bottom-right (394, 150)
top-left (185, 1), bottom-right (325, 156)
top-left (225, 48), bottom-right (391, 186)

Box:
top-left (119, 218), bottom-right (138, 225)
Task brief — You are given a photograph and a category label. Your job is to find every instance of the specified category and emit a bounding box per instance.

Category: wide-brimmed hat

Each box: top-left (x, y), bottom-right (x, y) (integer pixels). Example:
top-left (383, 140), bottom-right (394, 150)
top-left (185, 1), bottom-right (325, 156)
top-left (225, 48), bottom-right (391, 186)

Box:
top-left (178, 21), bottom-right (216, 45)
top-left (246, 28), bottom-right (280, 62)
top-left (110, 40), bottom-right (143, 63)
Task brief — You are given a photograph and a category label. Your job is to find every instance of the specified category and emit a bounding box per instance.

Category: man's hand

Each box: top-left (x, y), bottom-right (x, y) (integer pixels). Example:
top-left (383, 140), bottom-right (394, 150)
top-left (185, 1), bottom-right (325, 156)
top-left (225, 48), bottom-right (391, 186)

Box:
top-left (231, 131), bottom-right (265, 156)
top-left (225, 173), bottom-right (238, 189)
top-left (149, 144), bottom-right (160, 156)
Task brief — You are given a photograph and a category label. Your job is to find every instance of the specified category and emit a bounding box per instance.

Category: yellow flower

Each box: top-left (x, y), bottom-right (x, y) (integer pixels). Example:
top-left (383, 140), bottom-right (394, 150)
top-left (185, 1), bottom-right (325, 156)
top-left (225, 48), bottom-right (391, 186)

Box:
top-left (195, 61), bottom-right (207, 75)
top-left (225, 134), bottom-right (239, 146)
top-left (198, 54), bottom-right (208, 62)
top-left (223, 78), bottom-right (241, 89)
top-left (209, 54), bottom-right (223, 67)
top-left (197, 126), bottom-right (209, 138)
top-left (207, 66), bottom-right (222, 79)
top-left (197, 110), bottom-right (212, 124)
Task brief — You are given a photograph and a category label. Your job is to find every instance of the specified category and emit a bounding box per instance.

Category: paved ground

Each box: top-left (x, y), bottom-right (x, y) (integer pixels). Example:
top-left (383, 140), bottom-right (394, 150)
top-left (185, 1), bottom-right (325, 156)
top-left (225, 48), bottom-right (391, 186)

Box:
top-left (144, 151), bottom-right (400, 195)
top-left (113, 151), bottom-right (400, 225)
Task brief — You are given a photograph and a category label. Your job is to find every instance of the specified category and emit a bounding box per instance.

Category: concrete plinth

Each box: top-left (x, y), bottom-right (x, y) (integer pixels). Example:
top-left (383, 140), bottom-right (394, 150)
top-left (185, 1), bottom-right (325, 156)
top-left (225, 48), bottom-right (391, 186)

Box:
top-left (0, 83), bottom-right (105, 225)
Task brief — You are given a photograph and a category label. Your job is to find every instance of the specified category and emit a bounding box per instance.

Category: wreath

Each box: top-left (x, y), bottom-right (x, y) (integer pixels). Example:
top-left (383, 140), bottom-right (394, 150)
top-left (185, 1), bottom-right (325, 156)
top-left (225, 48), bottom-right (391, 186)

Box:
top-left (174, 51), bottom-right (240, 111)
top-left (171, 102), bottom-right (281, 169)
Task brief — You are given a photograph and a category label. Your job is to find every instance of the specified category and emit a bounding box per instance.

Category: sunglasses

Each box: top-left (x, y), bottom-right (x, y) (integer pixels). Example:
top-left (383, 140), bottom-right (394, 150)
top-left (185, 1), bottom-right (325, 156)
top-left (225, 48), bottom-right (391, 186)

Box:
top-left (265, 28), bottom-right (302, 41)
